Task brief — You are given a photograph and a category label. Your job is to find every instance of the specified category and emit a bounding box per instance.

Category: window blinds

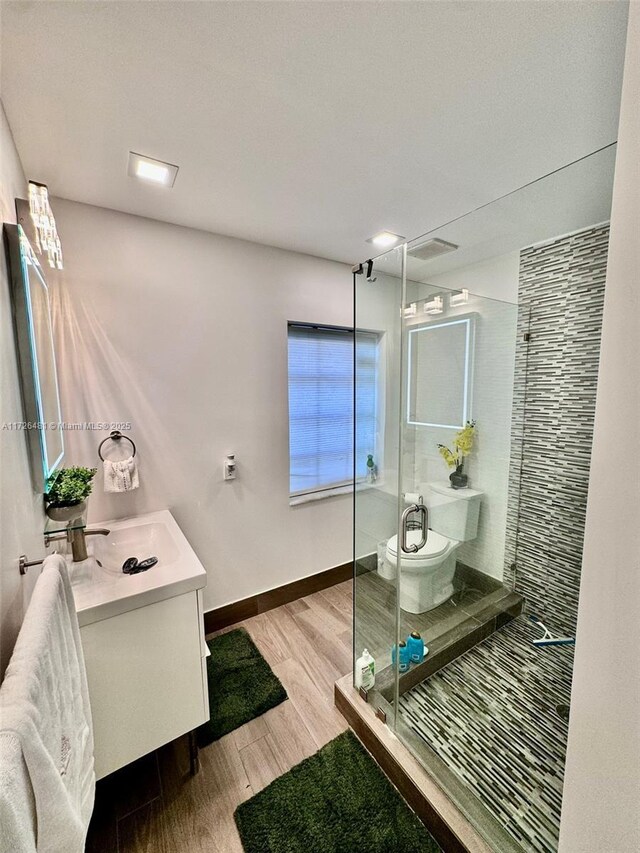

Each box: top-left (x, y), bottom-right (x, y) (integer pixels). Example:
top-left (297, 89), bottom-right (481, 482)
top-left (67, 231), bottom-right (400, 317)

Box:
top-left (288, 324), bottom-right (379, 496)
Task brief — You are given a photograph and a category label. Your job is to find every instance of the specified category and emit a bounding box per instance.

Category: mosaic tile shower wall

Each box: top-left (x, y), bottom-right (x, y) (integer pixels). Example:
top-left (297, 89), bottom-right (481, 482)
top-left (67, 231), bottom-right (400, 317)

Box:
top-left (504, 224), bottom-right (610, 636)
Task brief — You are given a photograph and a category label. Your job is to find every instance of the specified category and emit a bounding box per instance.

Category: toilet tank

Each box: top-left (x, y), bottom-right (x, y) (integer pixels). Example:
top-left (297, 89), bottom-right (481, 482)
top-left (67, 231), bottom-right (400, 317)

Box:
top-left (423, 481), bottom-right (482, 542)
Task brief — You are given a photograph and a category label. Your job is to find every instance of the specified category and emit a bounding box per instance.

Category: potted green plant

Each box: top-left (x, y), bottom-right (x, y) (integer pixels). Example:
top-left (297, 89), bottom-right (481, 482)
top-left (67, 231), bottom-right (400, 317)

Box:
top-left (437, 421), bottom-right (476, 489)
top-left (45, 466), bottom-right (97, 522)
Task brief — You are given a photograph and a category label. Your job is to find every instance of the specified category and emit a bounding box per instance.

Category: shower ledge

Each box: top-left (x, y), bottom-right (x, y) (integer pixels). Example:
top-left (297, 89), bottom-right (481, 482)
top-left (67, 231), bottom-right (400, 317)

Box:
top-left (376, 587), bottom-right (524, 702)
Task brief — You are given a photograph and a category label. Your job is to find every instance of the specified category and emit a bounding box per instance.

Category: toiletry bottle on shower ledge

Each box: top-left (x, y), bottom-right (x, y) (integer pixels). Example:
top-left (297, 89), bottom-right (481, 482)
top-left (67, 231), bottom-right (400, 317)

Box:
top-left (407, 631), bottom-right (426, 663)
top-left (355, 649), bottom-right (375, 690)
top-left (392, 640), bottom-right (410, 673)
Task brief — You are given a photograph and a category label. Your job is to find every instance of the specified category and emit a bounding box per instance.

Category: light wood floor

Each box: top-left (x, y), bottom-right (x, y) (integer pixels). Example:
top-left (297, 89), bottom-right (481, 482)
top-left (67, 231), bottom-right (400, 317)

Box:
top-left (86, 580), bottom-right (353, 853)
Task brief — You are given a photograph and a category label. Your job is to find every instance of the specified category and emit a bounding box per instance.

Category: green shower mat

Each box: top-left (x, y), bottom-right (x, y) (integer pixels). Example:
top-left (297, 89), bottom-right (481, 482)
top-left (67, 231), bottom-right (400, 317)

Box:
top-left (196, 627), bottom-right (287, 746)
top-left (234, 730), bottom-right (441, 853)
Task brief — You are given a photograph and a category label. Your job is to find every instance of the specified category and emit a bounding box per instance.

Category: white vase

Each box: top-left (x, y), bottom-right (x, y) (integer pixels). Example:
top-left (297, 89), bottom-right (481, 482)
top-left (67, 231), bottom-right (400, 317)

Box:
top-left (46, 499), bottom-right (88, 523)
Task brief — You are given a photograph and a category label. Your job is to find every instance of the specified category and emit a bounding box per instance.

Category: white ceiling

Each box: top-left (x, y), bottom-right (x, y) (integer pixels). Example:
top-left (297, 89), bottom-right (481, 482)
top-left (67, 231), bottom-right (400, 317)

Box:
top-left (0, 1), bottom-right (629, 264)
top-left (403, 142), bottom-right (618, 281)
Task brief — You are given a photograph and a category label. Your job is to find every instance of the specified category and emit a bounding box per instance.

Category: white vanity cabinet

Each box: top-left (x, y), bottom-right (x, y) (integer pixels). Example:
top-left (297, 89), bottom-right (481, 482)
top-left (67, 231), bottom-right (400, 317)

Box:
top-left (67, 510), bottom-right (210, 780)
top-left (81, 589), bottom-right (209, 779)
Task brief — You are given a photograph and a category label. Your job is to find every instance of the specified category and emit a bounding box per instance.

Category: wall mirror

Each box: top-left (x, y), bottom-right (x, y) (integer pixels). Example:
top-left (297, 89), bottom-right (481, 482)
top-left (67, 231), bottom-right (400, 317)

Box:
top-left (407, 315), bottom-right (474, 429)
top-left (4, 223), bottom-right (64, 490)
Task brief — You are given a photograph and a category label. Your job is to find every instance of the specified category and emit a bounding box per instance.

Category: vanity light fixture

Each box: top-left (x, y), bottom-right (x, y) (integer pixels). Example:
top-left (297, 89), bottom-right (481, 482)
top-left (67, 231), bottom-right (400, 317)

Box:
top-left (403, 303), bottom-right (417, 318)
top-left (450, 288), bottom-right (469, 307)
top-left (128, 152), bottom-right (179, 187)
top-left (424, 295), bottom-right (444, 315)
top-left (367, 231), bottom-right (405, 249)
top-left (28, 182), bottom-right (63, 269)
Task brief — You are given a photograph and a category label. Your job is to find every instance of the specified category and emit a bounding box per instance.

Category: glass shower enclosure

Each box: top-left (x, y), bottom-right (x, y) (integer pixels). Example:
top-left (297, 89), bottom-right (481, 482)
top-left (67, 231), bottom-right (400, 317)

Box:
top-left (353, 145), bottom-right (616, 853)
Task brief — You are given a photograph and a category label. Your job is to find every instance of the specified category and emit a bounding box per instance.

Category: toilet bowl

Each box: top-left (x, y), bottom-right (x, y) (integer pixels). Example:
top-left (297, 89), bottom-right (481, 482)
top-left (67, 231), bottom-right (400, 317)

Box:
top-left (383, 482), bottom-right (483, 614)
top-left (386, 528), bottom-right (460, 613)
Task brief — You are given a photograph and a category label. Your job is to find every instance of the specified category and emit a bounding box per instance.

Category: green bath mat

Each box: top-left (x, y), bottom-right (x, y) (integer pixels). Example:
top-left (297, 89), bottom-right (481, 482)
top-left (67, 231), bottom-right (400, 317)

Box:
top-left (197, 628), bottom-right (287, 746)
top-left (234, 730), bottom-right (441, 853)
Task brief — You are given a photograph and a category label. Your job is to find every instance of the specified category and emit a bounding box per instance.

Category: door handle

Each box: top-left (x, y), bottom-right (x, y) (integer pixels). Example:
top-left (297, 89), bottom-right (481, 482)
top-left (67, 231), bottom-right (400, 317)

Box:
top-left (415, 504), bottom-right (428, 550)
top-left (401, 504), bottom-right (429, 553)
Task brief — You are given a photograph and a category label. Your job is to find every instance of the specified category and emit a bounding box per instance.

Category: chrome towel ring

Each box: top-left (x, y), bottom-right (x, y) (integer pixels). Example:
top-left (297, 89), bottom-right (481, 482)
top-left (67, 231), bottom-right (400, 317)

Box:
top-left (98, 430), bottom-right (137, 461)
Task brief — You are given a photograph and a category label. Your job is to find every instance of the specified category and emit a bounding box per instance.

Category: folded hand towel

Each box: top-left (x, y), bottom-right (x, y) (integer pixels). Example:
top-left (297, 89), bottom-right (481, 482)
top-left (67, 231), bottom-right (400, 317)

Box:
top-left (0, 555), bottom-right (95, 853)
top-left (103, 455), bottom-right (139, 493)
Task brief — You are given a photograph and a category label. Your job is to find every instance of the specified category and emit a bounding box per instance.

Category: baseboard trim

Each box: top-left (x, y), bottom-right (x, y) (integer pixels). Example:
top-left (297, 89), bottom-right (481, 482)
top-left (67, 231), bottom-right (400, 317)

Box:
top-left (204, 560), bottom-right (353, 634)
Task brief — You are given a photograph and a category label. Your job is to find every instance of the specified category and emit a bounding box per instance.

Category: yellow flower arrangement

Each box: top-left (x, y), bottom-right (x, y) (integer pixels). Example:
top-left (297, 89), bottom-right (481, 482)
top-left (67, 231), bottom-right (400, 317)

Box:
top-left (437, 421), bottom-right (477, 469)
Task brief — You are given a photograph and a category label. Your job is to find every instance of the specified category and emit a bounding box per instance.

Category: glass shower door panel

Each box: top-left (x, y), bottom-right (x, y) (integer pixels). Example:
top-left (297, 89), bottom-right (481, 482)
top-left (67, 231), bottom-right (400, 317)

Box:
top-left (353, 246), bottom-right (404, 718)
top-left (395, 273), bottom-right (524, 849)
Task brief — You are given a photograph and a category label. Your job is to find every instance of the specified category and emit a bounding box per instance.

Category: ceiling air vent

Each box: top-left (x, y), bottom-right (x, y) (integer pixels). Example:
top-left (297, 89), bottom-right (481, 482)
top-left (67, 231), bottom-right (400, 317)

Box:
top-left (408, 238), bottom-right (459, 261)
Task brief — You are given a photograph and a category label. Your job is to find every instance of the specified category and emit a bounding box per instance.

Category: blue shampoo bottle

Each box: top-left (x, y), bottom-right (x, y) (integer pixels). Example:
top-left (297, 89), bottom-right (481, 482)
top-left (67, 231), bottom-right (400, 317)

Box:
top-left (407, 631), bottom-right (425, 664)
top-left (392, 640), bottom-right (410, 673)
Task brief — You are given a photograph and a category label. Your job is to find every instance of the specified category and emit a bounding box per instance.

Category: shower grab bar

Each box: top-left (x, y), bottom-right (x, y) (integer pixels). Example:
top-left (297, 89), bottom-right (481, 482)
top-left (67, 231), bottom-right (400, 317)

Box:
top-left (401, 504), bottom-right (428, 553)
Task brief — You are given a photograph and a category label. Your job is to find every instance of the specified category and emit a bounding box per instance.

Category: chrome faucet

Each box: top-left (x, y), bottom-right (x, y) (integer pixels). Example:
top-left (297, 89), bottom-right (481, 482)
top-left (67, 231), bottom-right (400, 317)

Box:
top-left (46, 527), bottom-right (110, 562)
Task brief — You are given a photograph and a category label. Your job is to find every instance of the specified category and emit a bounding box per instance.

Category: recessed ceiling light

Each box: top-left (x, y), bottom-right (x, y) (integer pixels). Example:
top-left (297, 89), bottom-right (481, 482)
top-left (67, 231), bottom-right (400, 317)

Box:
top-left (366, 231), bottom-right (405, 248)
top-left (128, 151), bottom-right (179, 187)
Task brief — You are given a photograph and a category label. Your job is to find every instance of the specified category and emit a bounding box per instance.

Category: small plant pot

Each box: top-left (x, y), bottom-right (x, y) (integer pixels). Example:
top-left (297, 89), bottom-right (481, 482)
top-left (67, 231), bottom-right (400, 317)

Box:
top-left (46, 499), bottom-right (88, 523)
top-left (449, 464), bottom-right (468, 490)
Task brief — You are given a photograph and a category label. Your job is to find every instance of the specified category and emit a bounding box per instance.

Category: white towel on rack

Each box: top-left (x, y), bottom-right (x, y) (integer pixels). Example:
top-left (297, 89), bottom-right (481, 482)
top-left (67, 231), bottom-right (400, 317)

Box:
top-left (0, 554), bottom-right (95, 853)
top-left (0, 733), bottom-right (36, 853)
top-left (103, 455), bottom-right (139, 492)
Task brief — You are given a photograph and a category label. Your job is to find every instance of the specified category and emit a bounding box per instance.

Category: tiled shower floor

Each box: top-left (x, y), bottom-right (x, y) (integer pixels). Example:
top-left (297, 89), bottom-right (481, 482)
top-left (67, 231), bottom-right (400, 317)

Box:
top-left (399, 616), bottom-right (574, 853)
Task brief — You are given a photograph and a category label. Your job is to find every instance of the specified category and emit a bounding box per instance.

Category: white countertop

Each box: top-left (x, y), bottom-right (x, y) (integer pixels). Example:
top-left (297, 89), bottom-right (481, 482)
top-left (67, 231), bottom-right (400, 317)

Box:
top-left (66, 509), bottom-right (207, 627)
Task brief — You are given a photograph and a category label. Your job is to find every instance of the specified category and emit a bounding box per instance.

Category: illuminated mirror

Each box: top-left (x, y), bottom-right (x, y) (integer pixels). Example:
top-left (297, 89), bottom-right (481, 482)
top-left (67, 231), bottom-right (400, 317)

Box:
top-left (407, 316), bottom-right (474, 428)
top-left (4, 223), bottom-right (64, 490)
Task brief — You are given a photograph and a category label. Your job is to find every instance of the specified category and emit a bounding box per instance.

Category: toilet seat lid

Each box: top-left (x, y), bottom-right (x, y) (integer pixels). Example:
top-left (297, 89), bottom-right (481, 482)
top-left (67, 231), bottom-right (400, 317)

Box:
top-left (387, 529), bottom-right (450, 560)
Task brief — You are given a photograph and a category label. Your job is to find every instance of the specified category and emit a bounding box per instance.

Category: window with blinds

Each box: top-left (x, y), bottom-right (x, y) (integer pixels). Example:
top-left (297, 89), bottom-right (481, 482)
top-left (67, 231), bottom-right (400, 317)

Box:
top-left (287, 323), bottom-right (380, 498)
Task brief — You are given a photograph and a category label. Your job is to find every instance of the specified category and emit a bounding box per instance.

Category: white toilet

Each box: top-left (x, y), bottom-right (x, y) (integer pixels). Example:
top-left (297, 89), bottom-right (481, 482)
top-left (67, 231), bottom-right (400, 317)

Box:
top-left (384, 482), bottom-right (483, 614)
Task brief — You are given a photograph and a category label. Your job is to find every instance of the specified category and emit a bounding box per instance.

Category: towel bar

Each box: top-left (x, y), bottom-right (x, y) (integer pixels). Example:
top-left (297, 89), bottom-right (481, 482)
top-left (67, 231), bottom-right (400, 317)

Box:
top-left (19, 550), bottom-right (61, 575)
top-left (19, 554), bottom-right (46, 575)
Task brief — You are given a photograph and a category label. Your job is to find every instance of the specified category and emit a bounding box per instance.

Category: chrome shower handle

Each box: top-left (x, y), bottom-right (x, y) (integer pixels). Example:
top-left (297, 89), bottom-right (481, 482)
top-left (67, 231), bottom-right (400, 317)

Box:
top-left (401, 504), bottom-right (428, 553)
top-left (416, 504), bottom-right (428, 550)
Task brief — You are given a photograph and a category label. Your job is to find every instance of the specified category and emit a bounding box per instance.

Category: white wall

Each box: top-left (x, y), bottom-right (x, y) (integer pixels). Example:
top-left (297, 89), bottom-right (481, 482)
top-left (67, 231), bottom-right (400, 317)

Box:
top-left (0, 103), bottom-right (46, 676)
top-left (49, 199), bottom-right (354, 612)
top-left (421, 251), bottom-right (520, 303)
top-left (559, 5), bottom-right (640, 851)
top-left (404, 255), bottom-right (519, 580)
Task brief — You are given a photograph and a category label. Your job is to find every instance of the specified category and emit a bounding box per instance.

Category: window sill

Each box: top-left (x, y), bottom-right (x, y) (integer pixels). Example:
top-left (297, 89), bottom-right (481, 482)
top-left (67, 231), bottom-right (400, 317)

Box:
top-left (289, 480), bottom-right (384, 506)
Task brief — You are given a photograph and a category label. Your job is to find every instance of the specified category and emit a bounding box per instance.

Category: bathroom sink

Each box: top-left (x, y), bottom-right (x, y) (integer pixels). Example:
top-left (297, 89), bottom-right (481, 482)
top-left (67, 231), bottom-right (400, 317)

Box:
top-left (65, 510), bottom-right (207, 626)
top-left (92, 521), bottom-right (180, 576)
